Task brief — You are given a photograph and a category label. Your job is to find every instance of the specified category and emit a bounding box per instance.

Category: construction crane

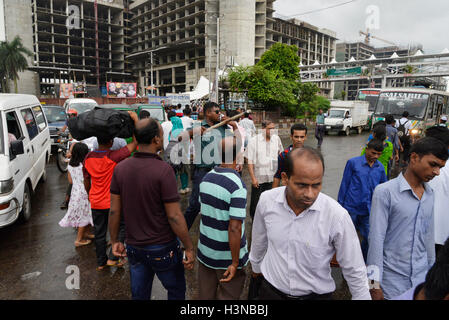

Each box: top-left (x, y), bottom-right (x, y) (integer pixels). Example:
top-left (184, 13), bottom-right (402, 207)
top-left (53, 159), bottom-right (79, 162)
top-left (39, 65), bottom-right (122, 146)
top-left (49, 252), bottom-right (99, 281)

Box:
top-left (359, 29), bottom-right (397, 46)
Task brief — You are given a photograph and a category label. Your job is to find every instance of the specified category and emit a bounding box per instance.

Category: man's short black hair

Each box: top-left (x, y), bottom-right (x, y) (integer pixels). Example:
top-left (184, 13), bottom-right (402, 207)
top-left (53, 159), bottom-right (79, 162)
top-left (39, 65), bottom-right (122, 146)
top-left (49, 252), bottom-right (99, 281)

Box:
top-left (291, 123), bottom-right (308, 135)
top-left (425, 126), bottom-right (449, 148)
top-left (177, 104), bottom-right (182, 109)
top-left (244, 112), bottom-right (250, 118)
top-left (221, 136), bottom-right (239, 164)
top-left (97, 135), bottom-right (113, 146)
top-left (410, 137), bottom-right (449, 161)
top-left (402, 111), bottom-right (409, 118)
top-left (192, 106), bottom-right (197, 112)
top-left (423, 237), bottom-right (449, 300)
top-left (385, 114), bottom-right (395, 125)
top-left (135, 118), bottom-right (160, 145)
top-left (184, 107), bottom-right (191, 116)
top-left (285, 147), bottom-right (325, 178)
top-left (373, 123), bottom-right (387, 141)
top-left (139, 110), bottom-right (151, 119)
top-left (167, 110), bottom-right (176, 120)
top-left (203, 101), bottom-right (219, 114)
top-left (367, 138), bottom-right (385, 153)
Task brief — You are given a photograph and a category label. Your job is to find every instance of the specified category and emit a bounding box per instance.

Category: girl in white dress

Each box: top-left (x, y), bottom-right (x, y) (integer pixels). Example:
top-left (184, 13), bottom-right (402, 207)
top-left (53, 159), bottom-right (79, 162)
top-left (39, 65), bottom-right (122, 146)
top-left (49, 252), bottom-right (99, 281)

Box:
top-left (59, 142), bottom-right (93, 247)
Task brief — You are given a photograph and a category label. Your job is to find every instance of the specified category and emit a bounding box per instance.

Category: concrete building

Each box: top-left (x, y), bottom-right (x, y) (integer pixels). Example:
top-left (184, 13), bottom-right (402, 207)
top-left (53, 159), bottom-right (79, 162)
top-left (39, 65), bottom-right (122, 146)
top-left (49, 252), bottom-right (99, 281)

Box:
top-left (1, 0), bottom-right (40, 94)
top-left (268, 17), bottom-right (337, 97)
top-left (30, 0), bottom-right (134, 97)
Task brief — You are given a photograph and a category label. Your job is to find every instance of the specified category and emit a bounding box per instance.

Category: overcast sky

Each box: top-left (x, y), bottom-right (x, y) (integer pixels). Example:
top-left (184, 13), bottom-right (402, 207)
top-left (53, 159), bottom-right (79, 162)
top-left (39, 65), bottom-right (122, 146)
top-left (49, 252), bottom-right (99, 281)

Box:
top-left (274, 0), bottom-right (449, 54)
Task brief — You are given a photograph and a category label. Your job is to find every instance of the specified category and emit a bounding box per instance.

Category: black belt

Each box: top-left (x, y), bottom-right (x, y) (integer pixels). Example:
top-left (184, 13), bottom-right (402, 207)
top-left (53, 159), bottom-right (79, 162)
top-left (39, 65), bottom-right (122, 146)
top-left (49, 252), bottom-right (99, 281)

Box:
top-left (262, 278), bottom-right (333, 301)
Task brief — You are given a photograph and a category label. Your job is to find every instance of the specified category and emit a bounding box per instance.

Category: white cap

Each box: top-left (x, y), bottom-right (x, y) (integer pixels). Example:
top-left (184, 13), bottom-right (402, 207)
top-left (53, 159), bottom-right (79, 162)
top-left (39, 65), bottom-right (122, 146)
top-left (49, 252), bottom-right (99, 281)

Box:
top-left (441, 116), bottom-right (448, 121)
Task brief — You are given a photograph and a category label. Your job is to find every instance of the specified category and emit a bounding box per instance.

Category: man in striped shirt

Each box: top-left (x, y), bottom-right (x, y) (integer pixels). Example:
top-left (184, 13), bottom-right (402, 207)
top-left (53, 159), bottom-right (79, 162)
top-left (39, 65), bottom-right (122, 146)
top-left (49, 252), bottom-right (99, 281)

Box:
top-left (197, 136), bottom-right (248, 300)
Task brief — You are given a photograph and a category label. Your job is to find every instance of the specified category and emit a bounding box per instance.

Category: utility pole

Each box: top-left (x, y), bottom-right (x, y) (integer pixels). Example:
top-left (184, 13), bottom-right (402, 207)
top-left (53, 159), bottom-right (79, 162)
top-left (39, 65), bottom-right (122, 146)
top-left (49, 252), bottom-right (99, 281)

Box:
top-left (94, 0), bottom-right (100, 88)
top-left (208, 39), bottom-right (212, 99)
top-left (215, 17), bottom-right (220, 104)
top-left (150, 51), bottom-right (154, 96)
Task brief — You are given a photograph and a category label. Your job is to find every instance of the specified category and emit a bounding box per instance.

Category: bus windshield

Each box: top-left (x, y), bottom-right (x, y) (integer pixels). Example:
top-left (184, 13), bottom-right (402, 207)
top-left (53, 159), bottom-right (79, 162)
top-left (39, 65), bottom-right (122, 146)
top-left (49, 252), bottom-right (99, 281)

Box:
top-left (375, 92), bottom-right (429, 119)
top-left (357, 90), bottom-right (380, 112)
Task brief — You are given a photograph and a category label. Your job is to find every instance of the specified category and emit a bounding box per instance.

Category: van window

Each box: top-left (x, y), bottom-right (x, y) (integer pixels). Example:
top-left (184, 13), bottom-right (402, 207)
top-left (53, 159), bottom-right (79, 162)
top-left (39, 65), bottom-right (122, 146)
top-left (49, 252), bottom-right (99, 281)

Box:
top-left (21, 108), bottom-right (39, 140)
top-left (6, 111), bottom-right (23, 142)
top-left (32, 105), bottom-right (47, 132)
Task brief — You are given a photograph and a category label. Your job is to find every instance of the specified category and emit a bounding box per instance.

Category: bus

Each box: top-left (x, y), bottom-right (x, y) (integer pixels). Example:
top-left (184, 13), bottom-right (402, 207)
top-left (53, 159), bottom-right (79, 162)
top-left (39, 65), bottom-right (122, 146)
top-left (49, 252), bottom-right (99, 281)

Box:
top-left (372, 88), bottom-right (449, 140)
top-left (356, 88), bottom-right (381, 129)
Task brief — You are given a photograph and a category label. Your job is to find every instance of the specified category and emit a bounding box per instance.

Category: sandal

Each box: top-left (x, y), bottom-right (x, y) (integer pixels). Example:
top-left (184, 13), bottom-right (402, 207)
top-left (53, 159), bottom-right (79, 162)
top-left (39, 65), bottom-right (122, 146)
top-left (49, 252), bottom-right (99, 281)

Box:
top-left (74, 239), bottom-right (91, 247)
top-left (106, 259), bottom-right (126, 268)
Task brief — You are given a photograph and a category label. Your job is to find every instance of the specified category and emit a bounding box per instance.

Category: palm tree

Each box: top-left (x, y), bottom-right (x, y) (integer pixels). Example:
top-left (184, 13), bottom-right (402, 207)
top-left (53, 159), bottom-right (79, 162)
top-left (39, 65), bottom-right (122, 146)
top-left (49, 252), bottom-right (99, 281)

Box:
top-left (0, 36), bottom-right (33, 93)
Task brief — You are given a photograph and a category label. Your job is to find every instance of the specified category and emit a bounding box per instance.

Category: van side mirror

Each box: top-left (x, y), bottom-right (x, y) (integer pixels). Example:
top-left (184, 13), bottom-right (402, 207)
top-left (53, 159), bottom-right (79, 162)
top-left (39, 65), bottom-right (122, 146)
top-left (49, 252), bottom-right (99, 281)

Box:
top-left (10, 139), bottom-right (24, 157)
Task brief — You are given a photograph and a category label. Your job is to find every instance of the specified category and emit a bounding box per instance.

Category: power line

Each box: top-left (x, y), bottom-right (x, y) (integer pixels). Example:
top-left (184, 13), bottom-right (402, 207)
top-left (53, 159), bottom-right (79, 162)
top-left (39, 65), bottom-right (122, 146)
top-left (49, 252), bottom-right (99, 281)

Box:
top-left (285, 0), bottom-right (360, 18)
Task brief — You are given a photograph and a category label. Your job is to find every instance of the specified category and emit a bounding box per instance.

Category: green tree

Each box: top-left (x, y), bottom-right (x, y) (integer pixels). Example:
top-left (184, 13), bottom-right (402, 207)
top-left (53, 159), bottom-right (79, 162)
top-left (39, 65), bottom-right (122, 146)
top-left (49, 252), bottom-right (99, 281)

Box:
top-left (0, 36), bottom-right (33, 93)
top-left (257, 43), bottom-right (300, 81)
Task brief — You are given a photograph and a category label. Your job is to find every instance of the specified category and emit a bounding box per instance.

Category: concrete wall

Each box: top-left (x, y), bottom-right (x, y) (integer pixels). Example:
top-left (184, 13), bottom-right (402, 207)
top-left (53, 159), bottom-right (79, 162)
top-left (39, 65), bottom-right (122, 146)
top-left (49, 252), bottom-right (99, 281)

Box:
top-left (219, 0), bottom-right (256, 68)
top-left (3, 0), bottom-right (39, 95)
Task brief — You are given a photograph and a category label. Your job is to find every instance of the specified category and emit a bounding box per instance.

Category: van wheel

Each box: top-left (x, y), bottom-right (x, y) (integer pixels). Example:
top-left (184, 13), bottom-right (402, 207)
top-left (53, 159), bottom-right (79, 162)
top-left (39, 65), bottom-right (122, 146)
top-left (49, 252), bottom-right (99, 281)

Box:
top-left (357, 126), bottom-right (363, 134)
top-left (345, 127), bottom-right (350, 136)
top-left (18, 184), bottom-right (32, 223)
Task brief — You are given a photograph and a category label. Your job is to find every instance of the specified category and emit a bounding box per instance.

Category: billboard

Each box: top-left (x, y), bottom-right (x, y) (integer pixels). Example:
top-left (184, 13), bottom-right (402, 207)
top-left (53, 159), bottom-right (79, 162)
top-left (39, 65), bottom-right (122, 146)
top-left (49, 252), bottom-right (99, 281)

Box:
top-left (148, 95), bottom-right (170, 106)
top-left (107, 82), bottom-right (137, 98)
top-left (166, 93), bottom-right (191, 107)
top-left (59, 83), bottom-right (74, 99)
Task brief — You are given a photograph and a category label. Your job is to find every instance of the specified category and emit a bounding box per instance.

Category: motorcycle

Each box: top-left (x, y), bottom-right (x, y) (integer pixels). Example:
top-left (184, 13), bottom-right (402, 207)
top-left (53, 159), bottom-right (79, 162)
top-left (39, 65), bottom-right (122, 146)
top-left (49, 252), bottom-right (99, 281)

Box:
top-left (56, 131), bottom-right (73, 173)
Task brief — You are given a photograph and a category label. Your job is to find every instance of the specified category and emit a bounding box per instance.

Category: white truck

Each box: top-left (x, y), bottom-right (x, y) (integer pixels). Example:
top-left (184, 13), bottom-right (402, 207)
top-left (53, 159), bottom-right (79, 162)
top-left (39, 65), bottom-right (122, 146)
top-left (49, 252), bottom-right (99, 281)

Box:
top-left (324, 100), bottom-right (369, 136)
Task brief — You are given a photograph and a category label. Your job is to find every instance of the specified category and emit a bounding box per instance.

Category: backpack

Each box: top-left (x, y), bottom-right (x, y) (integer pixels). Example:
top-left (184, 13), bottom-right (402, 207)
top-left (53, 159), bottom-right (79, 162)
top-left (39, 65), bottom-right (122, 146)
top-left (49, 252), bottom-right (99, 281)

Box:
top-left (397, 119), bottom-right (409, 139)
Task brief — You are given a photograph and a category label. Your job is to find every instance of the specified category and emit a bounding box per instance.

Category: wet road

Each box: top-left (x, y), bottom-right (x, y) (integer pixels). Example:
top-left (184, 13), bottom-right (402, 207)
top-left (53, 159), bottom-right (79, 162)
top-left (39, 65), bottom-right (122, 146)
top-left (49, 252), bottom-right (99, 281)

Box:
top-left (0, 130), bottom-right (370, 300)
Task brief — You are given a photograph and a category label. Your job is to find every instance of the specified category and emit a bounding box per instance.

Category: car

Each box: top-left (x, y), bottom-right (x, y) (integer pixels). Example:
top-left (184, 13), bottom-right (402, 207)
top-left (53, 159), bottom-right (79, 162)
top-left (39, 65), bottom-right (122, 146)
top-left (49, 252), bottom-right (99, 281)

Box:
top-left (0, 94), bottom-right (51, 228)
top-left (63, 98), bottom-right (98, 114)
top-left (130, 103), bottom-right (166, 123)
top-left (42, 105), bottom-right (67, 152)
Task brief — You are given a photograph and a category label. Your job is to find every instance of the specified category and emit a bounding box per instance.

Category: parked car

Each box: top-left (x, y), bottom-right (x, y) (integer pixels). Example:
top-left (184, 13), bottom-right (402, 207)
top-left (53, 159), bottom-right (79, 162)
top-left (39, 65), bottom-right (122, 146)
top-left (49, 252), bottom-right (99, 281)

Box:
top-left (130, 104), bottom-right (166, 123)
top-left (324, 100), bottom-right (369, 136)
top-left (42, 105), bottom-right (67, 152)
top-left (0, 94), bottom-right (51, 228)
top-left (63, 98), bottom-right (98, 114)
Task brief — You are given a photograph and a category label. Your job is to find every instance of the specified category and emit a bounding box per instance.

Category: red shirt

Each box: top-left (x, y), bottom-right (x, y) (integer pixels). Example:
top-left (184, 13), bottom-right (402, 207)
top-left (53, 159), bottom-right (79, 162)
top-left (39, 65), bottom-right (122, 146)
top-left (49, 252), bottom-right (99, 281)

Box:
top-left (83, 146), bottom-right (130, 210)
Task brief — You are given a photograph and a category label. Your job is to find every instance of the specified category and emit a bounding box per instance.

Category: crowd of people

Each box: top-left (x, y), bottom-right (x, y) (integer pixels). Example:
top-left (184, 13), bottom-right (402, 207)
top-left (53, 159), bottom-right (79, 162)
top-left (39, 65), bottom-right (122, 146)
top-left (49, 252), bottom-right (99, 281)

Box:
top-left (57, 101), bottom-right (449, 301)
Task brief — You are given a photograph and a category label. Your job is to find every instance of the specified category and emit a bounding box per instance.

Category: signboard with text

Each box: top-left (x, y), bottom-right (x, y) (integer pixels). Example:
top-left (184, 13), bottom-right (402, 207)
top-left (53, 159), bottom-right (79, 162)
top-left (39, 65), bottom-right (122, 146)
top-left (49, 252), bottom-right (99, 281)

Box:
top-left (327, 67), bottom-right (362, 76)
top-left (166, 93), bottom-right (191, 107)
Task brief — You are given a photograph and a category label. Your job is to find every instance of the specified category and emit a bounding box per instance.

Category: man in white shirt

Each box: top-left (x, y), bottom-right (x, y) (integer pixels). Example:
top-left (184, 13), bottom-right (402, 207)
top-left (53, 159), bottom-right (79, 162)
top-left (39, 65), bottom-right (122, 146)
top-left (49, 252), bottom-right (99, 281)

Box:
top-left (249, 147), bottom-right (371, 300)
top-left (426, 126), bottom-right (449, 256)
top-left (240, 112), bottom-right (256, 148)
top-left (246, 119), bottom-right (283, 219)
top-left (181, 107), bottom-right (194, 131)
top-left (396, 111), bottom-right (413, 167)
top-left (161, 111), bottom-right (176, 150)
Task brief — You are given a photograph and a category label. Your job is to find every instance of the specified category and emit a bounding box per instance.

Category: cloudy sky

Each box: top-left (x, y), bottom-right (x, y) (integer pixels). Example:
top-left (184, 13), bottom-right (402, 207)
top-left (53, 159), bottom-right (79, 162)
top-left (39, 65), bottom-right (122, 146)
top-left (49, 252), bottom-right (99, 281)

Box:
top-left (274, 0), bottom-right (449, 54)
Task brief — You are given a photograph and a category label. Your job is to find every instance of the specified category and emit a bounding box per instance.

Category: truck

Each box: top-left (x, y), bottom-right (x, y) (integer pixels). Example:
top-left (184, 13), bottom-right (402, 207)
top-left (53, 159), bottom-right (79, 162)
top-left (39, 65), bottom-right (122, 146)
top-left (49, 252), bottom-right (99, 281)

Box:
top-left (324, 100), bottom-right (369, 136)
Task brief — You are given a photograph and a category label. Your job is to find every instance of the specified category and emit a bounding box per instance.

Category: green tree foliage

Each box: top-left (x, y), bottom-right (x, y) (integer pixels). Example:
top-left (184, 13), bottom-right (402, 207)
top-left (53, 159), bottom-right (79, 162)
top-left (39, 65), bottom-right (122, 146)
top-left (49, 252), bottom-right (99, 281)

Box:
top-left (257, 43), bottom-right (300, 81)
top-left (0, 36), bottom-right (33, 93)
top-left (227, 43), bottom-right (327, 118)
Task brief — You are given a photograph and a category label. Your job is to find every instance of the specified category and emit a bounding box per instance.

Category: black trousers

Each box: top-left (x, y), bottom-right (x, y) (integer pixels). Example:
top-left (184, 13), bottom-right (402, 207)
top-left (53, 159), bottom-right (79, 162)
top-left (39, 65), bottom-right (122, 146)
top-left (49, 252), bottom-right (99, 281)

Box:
top-left (92, 209), bottom-right (125, 267)
top-left (258, 278), bottom-right (333, 301)
top-left (249, 182), bottom-right (272, 219)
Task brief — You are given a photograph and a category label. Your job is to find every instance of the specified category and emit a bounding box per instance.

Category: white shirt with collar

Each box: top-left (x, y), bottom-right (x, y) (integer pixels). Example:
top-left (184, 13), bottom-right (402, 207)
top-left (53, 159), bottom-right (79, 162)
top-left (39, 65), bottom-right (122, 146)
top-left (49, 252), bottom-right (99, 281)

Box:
top-left (249, 187), bottom-right (371, 300)
top-left (245, 133), bottom-right (283, 184)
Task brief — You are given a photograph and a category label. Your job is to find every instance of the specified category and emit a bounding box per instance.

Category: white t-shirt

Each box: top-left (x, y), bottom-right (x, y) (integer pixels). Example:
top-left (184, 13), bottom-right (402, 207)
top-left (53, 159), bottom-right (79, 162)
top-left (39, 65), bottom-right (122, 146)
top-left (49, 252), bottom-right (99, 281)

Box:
top-left (395, 118), bottom-right (413, 135)
top-left (161, 120), bottom-right (173, 150)
top-left (181, 116), bottom-right (194, 131)
top-left (428, 165), bottom-right (449, 245)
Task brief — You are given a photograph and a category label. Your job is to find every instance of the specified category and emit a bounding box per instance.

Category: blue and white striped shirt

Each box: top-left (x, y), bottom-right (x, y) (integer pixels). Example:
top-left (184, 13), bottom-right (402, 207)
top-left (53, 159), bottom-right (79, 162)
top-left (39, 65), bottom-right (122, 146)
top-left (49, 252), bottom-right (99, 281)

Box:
top-left (198, 167), bottom-right (249, 269)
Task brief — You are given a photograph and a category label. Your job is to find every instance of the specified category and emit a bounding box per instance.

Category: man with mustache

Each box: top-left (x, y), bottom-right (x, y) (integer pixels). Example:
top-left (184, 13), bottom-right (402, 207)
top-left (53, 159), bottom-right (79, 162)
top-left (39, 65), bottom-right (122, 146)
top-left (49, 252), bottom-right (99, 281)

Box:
top-left (367, 137), bottom-right (448, 300)
top-left (249, 147), bottom-right (371, 300)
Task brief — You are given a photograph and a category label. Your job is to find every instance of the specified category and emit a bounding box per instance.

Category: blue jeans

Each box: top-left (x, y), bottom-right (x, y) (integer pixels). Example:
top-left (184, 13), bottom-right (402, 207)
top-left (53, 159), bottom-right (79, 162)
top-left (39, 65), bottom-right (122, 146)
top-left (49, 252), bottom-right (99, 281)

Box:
top-left (349, 213), bottom-right (369, 262)
top-left (126, 241), bottom-right (186, 300)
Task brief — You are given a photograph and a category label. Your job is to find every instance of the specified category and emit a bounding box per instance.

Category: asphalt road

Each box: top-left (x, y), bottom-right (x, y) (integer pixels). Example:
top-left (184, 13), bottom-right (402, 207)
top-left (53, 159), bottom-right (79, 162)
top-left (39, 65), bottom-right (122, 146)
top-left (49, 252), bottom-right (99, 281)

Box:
top-left (0, 129), bottom-right (370, 300)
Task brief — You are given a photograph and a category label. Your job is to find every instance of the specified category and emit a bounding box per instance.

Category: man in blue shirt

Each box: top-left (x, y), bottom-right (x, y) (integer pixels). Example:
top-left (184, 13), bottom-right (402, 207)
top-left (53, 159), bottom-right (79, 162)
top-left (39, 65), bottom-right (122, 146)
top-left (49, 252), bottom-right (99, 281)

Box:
top-left (368, 137), bottom-right (448, 300)
top-left (315, 109), bottom-right (326, 148)
top-left (338, 139), bottom-right (387, 261)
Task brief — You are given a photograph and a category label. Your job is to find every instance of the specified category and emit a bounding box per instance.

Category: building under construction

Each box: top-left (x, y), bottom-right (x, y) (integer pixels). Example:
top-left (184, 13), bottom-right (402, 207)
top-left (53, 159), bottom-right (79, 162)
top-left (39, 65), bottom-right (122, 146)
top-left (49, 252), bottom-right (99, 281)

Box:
top-left (27, 0), bottom-right (133, 97)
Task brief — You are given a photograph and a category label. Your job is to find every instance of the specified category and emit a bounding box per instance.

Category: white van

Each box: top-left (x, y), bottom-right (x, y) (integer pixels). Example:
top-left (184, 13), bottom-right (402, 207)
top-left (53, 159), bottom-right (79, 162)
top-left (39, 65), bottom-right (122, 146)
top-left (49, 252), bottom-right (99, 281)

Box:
top-left (63, 98), bottom-right (98, 114)
top-left (0, 94), bottom-right (51, 228)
